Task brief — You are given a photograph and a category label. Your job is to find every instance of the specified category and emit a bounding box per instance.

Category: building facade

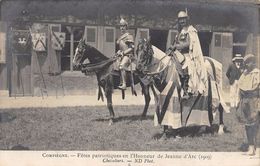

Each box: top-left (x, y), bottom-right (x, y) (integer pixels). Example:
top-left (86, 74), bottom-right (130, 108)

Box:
top-left (0, 0), bottom-right (259, 97)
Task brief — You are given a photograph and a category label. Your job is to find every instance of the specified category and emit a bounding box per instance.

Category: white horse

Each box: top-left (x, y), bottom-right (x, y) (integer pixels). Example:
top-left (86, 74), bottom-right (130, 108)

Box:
top-left (136, 39), bottom-right (229, 138)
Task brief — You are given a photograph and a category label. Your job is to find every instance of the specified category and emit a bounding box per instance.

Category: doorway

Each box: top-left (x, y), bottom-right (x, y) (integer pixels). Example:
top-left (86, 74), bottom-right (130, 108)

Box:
top-left (198, 32), bottom-right (212, 57)
top-left (150, 29), bottom-right (168, 52)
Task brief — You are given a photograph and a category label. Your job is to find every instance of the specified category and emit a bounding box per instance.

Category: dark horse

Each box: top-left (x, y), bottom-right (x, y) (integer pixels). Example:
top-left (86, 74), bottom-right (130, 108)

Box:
top-left (135, 39), bottom-right (229, 136)
top-left (73, 39), bottom-right (152, 125)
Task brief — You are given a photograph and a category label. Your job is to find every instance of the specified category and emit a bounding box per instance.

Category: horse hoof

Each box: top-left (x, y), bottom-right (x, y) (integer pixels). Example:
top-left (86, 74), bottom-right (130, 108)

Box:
top-left (218, 124), bottom-right (224, 135)
top-left (158, 133), bottom-right (168, 142)
top-left (140, 114), bottom-right (146, 120)
top-left (172, 136), bottom-right (181, 141)
top-left (108, 119), bottom-right (114, 126)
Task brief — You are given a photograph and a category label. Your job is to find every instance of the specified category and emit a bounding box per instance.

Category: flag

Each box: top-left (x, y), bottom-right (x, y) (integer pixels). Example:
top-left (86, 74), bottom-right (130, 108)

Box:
top-left (51, 32), bottom-right (65, 50)
top-left (31, 33), bottom-right (47, 52)
top-left (11, 30), bottom-right (31, 54)
top-left (153, 61), bottom-right (182, 128)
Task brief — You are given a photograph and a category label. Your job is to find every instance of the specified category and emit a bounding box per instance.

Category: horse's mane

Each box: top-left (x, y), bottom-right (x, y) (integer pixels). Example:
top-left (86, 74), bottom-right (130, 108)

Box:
top-left (85, 44), bottom-right (109, 62)
top-left (144, 45), bottom-right (171, 73)
top-left (80, 42), bottom-right (114, 73)
top-left (151, 45), bottom-right (170, 66)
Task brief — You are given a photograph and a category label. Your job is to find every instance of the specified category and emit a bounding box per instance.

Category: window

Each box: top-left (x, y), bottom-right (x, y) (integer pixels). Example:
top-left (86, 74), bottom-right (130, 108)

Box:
top-left (106, 28), bottom-right (114, 42)
top-left (214, 34), bottom-right (221, 47)
top-left (49, 24), bottom-right (61, 33)
top-left (140, 30), bottom-right (148, 39)
top-left (86, 28), bottom-right (96, 42)
top-left (222, 35), bottom-right (232, 48)
top-left (51, 26), bottom-right (60, 32)
top-left (0, 29), bottom-right (6, 62)
top-left (61, 26), bottom-right (84, 71)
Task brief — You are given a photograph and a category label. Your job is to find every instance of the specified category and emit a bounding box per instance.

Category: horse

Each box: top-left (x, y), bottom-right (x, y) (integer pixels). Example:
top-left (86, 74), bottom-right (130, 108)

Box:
top-left (73, 39), bottom-right (152, 125)
top-left (135, 38), bottom-right (229, 138)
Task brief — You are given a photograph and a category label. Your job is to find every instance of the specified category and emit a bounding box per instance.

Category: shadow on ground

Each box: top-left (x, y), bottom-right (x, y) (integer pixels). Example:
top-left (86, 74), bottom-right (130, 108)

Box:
top-left (153, 124), bottom-right (232, 140)
top-left (10, 145), bottom-right (30, 150)
top-left (0, 112), bottom-right (16, 123)
top-left (93, 115), bottom-right (153, 123)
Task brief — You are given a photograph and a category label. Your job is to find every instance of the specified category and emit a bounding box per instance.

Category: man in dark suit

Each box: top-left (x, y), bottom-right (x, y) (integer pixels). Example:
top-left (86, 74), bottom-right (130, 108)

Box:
top-left (226, 54), bottom-right (243, 109)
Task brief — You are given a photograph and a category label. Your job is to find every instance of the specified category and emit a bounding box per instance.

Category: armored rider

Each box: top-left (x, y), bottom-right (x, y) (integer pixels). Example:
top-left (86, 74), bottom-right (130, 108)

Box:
top-left (116, 18), bottom-right (135, 90)
top-left (169, 10), bottom-right (207, 99)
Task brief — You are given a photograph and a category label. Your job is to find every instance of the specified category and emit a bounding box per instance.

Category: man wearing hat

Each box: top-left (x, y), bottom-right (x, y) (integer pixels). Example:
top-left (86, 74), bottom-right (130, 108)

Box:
top-left (168, 10), bottom-right (207, 99)
top-left (226, 54), bottom-right (244, 109)
top-left (116, 18), bottom-right (135, 90)
top-left (237, 54), bottom-right (260, 156)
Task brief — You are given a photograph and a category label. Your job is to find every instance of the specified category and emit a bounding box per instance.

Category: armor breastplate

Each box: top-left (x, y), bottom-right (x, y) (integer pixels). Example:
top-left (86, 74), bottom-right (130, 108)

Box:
top-left (118, 39), bottom-right (129, 51)
top-left (117, 33), bottom-right (134, 55)
top-left (176, 30), bottom-right (189, 54)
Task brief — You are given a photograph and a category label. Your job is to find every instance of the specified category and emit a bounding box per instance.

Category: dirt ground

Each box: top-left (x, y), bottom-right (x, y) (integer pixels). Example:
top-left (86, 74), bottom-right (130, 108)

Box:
top-left (0, 105), bottom-right (259, 151)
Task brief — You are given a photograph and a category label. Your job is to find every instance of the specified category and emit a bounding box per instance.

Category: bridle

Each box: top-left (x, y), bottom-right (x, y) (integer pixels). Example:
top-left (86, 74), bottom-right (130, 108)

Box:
top-left (136, 39), bottom-right (172, 76)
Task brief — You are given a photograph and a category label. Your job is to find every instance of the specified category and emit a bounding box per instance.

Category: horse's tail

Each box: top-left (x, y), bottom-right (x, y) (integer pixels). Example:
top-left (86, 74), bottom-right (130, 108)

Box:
top-left (204, 57), bottom-right (221, 83)
top-left (204, 57), bottom-right (230, 113)
top-left (97, 85), bottom-right (104, 101)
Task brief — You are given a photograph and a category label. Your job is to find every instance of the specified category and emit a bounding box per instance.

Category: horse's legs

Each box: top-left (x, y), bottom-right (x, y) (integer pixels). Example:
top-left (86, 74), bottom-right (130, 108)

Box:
top-left (158, 126), bottom-right (169, 141)
top-left (163, 125), bottom-right (169, 133)
top-left (106, 90), bottom-right (115, 125)
top-left (218, 104), bottom-right (225, 135)
top-left (140, 84), bottom-right (151, 118)
top-left (121, 90), bottom-right (125, 100)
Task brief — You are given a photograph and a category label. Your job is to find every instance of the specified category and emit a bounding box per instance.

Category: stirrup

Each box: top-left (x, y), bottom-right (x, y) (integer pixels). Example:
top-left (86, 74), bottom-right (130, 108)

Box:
top-left (118, 84), bottom-right (126, 90)
top-left (182, 91), bottom-right (192, 100)
top-left (182, 94), bottom-right (190, 100)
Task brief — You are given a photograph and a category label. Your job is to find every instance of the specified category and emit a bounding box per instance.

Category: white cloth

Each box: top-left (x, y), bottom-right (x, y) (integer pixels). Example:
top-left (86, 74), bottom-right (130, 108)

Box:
top-left (185, 25), bottom-right (208, 94)
top-left (238, 68), bottom-right (260, 91)
top-left (230, 80), bottom-right (239, 108)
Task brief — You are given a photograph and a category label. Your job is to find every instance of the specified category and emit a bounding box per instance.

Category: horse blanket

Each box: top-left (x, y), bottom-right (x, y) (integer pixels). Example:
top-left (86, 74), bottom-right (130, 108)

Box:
top-left (151, 46), bottom-right (229, 128)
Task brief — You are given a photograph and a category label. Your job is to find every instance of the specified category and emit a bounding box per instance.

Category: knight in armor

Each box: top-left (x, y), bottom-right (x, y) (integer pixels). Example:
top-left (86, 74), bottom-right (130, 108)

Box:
top-left (169, 10), bottom-right (207, 99)
top-left (116, 18), bottom-right (135, 90)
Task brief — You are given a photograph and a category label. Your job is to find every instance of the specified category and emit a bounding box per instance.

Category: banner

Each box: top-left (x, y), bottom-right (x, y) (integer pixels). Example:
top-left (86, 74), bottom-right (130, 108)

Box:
top-left (11, 30), bottom-right (31, 54)
top-left (51, 32), bottom-right (65, 50)
top-left (31, 33), bottom-right (47, 52)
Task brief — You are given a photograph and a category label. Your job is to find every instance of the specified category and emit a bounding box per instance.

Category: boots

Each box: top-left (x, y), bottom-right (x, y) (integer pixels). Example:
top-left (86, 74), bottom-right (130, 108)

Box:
top-left (182, 74), bottom-right (190, 99)
top-left (246, 145), bottom-right (256, 156)
top-left (118, 70), bottom-right (127, 90)
top-left (245, 124), bottom-right (258, 156)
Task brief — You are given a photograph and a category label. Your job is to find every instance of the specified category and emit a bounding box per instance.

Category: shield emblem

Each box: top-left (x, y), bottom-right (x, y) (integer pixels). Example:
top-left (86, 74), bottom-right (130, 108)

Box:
top-left (11, 30), bottom-right (31, 54)
top-left (51, 32), bottom-right (66, 50)
top-left (31, 33), bottom-right (47, 52)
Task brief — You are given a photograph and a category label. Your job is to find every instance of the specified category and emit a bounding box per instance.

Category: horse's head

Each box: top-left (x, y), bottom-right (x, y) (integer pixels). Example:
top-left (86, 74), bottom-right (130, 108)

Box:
top-left (73, 39), bottom-right (109, 70)
top-left (136, 37), bottom-right (154, 72)
top-left (73, 38), bottom-right (88, 70)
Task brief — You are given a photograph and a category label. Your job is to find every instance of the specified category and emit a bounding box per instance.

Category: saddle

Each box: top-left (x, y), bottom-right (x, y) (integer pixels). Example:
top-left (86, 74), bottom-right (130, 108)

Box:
top-left (169, 50), bottom-right (186, 77)
top-left (113, 57), bottom-right (137, 72)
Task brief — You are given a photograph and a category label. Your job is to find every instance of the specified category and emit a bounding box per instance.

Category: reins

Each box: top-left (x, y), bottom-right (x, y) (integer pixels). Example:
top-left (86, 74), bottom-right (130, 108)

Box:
top-left (148, 54), bottom-right (169, 67)
top-left (81, 56), bottom-right (117, 72)
top-left (139, 45), bottom-right (172, 76)
top-left (146, 57), bottom-right (172, 76)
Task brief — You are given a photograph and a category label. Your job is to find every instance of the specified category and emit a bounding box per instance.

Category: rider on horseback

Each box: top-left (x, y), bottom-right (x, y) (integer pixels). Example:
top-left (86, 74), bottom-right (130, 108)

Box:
top-left (116, 18), bottom-right (135, 90)
top-left (168, 10), bottom-right (207, 99)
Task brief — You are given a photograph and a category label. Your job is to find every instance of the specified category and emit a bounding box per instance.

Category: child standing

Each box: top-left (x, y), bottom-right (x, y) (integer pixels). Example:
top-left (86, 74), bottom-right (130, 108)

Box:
top-left (237, 54), bottom-right (260, 156)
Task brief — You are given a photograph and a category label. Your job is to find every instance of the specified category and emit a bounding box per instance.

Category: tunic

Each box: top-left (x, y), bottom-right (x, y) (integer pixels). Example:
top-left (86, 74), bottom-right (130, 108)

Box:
top-left (116, 32), bottom-right (134, 70)
top-left (237, 68), bottom-right (260, 124)
top-left (176, 25), bottom-right (207, 94)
